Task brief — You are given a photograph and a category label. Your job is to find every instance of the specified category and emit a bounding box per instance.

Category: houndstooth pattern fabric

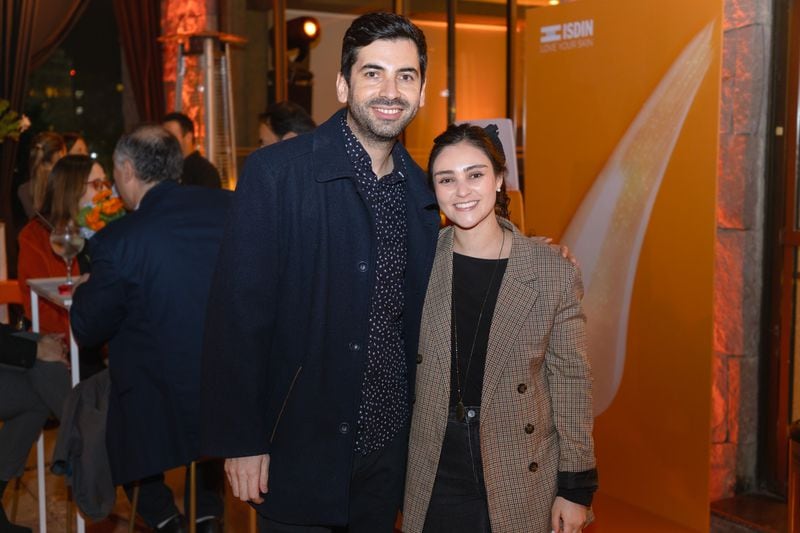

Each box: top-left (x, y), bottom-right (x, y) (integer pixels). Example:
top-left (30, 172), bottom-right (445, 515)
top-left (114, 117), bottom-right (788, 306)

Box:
top-left (403, 219), bottom-right (596, 533)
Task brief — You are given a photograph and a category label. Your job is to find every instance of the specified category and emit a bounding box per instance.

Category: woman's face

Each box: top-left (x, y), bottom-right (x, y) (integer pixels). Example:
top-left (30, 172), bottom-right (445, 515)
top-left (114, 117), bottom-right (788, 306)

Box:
top-left (431, 141), bottom-right (503, 232)
top-left (79, 163), bottom-right (108, 206)
top-left (69, 138), bottom-right (89, 155)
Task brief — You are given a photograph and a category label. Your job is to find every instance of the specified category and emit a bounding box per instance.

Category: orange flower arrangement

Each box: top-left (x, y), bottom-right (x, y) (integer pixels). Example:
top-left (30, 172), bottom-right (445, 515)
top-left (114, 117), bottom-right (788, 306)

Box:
top-left (77, 188), bottom-right (126, 235)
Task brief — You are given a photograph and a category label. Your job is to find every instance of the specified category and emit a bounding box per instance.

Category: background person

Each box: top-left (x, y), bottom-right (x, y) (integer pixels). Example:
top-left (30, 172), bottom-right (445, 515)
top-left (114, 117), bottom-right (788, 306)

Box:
top-left (403, 124), bottom-right (598, 533)
top-left (17, 155), bottom-right (108, 379)
top-left (162, 112), bottom-right (222, 189)
top-left (257, 101), bottom-right (316, 147)
top-left (17, 132), bottom-right (66, 219)
top-left (0, 324), bottom-right (70, 533)
top-left (70, 125), bottom-right (230, 533)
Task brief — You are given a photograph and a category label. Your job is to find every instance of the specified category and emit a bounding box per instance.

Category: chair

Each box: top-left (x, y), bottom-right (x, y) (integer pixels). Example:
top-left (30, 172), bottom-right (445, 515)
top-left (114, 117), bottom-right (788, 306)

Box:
top-left (0, 279), bottom-right (24, 305)
top-left (507, 189), bottom-right (527, 235)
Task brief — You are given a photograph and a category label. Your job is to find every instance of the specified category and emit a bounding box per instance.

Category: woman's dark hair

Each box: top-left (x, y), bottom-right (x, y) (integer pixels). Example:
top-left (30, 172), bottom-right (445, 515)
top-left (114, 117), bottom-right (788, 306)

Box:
top-left (47, 155), bottom-right (96, 227)
top-left (428, 123), bottom-right (510, 219)
top-left (340, 12), bottom-right (427, 84)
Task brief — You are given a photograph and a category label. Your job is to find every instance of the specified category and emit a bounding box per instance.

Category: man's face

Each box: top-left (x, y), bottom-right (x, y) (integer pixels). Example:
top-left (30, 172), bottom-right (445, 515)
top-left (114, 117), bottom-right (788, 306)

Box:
top-left (163, 120), bottom-right (193, 156)
top-left (336, 38), bottom-right (426, 144)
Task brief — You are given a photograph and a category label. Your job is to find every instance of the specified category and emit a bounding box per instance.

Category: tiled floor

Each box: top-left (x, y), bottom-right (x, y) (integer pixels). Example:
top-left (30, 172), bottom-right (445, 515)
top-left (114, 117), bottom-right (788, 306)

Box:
top-left (3, 427), bottom-right (254, 532)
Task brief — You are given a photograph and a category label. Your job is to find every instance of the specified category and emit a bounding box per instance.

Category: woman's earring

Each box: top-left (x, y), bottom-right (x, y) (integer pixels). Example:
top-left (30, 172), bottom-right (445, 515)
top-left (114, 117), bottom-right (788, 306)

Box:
top-left (496, 188), bottom-right (501, 192)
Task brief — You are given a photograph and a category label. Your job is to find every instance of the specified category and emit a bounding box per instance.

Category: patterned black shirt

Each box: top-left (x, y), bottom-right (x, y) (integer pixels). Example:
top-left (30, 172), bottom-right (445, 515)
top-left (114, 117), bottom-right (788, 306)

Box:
top-left (341, 114), bottom-right (409, 455)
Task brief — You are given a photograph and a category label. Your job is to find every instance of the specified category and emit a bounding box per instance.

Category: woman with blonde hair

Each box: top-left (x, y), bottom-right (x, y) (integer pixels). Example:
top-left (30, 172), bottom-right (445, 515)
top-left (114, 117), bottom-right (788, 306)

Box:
top-left (17, 131), bottom-right (66, 219)
top-left (403, 124), bottom-right (597, 533)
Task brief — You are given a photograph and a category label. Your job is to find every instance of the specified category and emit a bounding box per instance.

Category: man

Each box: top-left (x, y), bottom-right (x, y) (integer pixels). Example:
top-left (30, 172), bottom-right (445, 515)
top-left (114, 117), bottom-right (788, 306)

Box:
top-left (162, 112), bottom-right (222, 188)
top-left (257, 101), bottom-right (316, 147)
top-left (0, 327), bottom-right (68, 533)
top-left (201, 12), bottom-right (439, 533)
top-left (70, 126), bottom-right (230, 533)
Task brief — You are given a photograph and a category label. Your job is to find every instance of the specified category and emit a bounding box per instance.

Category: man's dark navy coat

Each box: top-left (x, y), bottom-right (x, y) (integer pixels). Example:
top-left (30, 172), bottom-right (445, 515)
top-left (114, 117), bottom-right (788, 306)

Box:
top-left (201, 109), bottom-right (440, 525)
top-left (70, 180), bottom-right (231, 486)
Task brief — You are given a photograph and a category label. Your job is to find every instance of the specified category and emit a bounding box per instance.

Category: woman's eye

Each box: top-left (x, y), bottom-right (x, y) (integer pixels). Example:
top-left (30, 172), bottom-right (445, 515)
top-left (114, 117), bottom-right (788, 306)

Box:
top-left (470, 172), bottom-right (484, 179)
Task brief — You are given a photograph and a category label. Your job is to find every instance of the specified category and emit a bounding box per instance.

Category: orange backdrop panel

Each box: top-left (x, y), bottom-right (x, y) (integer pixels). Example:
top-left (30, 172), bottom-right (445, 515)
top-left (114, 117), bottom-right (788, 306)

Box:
top-left (524, 1), bottom-right (721, 531)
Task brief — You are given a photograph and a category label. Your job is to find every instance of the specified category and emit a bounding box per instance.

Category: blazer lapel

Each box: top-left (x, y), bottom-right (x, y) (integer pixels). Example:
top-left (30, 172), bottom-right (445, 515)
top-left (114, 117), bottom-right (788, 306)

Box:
top-left (481, 224), bottom-right (540, 410)
top-left (420, 227), bottom-right (455, 393)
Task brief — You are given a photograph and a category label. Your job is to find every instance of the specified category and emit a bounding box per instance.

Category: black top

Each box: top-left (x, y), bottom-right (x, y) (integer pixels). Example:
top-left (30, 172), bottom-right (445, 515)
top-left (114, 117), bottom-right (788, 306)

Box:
top-left (182, 151), bottom-right (222, 189)
top-left (341, 114), bottom-right (411, 456)
top-left (450, 252), bottom-right (508, 408)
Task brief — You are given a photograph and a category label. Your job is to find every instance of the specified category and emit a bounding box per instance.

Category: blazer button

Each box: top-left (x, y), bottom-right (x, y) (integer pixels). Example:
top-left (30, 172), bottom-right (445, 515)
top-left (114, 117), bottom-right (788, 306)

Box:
top-left (517, 383), bottom-right (527, 394)
top-left (528, 461), bottom-right (538, 472)
top-left (339, 422), bottom-right (350, 434)
top-left (525, 423), bottom-right (535, 434)
top-left (417, 353), bottom-right (423, 364)
top-left (349, 342), bottom-right (361, 352)
top-left (357, 261), bottom-right (368, 272)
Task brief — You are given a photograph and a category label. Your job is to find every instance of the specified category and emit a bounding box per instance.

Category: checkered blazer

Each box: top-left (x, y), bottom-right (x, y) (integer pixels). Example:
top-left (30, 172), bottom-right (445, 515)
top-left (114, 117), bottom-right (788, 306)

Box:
top-left (403, 220), bottom-right (596, 533)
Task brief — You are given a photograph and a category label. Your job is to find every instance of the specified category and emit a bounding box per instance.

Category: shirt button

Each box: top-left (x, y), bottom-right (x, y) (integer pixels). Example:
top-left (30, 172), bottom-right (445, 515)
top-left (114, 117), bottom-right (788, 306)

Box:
top-left (517, 383), bottom-right (528, 394)
top-left (528, 461), bottom-right (538, 472)
top-left (339, 422), bottom-right (350, 434)
top-left (525, 423), bottom-right (535, 434)
top-left (357, 261), bottom-right (368, 272)
top-left (349, 342), bottom-right (361, 352)
top-left (416, 353), bottom-right (423, 364)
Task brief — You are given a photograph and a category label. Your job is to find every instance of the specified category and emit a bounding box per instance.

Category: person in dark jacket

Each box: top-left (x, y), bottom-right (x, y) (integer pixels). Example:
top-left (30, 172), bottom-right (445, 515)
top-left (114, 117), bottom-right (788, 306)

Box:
top-left (70, 125), bottom-right (231, 533)
top-left (257, 101), bottom-right (316, 147)
top-left (162, 112), bottom-right (222, 189)
top-left (0, 324), bottom-right (69, 533)
top-left (200, 12), bottom-right (439, 533)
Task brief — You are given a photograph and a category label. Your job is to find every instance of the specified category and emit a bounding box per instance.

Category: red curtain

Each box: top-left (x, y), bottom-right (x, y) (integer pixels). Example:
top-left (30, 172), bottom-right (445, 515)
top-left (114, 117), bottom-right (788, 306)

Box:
top-left (113, 0), bottom-right (166, 123)
top-left (1, 0), bottom-right (89, 277)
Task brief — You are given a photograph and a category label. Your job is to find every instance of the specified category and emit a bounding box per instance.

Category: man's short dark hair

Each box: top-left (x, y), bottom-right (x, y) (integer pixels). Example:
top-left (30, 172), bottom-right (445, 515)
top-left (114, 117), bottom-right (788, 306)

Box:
top-left (258, 101), bottom-right (316, 138)
top-left (114, 125), bottom-right (184, 183)
top-left (162, 112), bottom-right (195, 138)
top-left (340, 12), bottom-right (427, 85)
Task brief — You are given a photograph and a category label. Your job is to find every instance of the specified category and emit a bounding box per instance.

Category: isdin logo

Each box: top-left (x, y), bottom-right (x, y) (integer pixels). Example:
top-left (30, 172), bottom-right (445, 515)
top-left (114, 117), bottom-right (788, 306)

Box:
top-left (539, 19), bottom-right (594, 44)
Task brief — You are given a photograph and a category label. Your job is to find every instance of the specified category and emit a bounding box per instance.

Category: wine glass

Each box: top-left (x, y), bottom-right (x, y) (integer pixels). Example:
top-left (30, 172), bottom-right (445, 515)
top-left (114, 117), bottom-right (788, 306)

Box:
top-left (50, 224), bottom-right (85, 289)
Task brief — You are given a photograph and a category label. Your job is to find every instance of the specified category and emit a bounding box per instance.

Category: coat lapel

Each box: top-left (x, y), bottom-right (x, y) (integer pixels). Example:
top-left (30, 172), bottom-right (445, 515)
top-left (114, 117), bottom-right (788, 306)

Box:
top-left (421, 227), bottom-right (455, 392)
top-left (481, 222), bottom-right (540, 410)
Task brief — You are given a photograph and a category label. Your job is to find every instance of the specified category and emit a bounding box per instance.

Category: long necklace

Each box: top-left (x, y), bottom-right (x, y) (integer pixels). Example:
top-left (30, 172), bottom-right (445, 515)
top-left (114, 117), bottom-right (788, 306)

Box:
top-left (451, 228), bottom-right (506, 422)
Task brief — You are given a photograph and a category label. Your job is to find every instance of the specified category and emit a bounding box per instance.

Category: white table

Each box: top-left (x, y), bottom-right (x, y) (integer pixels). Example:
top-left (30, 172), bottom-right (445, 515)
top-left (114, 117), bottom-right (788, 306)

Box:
top-left (28, 277), bottom-right (84, 533)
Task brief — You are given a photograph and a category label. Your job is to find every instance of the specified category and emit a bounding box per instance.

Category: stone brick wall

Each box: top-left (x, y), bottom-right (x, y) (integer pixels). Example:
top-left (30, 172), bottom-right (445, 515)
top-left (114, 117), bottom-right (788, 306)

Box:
top-left (711, 0), bottom-right (771, 500)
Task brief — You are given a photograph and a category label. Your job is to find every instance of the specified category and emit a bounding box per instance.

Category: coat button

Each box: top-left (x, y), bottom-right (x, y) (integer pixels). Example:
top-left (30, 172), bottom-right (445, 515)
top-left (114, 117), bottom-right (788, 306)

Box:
top-left (525, 423), bottom-right (535, 434)
top-left (416, 353), bottom-right (423, 364)
top-left (349, 342), bottom-right (361, 351)
top-left (528, 461), bottom-right (538, 472)
top-left (339, 422), bottom-right (350, 434)
top-left (357, 261), bottom-right (368, 272)
top-left (517, 383), bottom-right (527, 394)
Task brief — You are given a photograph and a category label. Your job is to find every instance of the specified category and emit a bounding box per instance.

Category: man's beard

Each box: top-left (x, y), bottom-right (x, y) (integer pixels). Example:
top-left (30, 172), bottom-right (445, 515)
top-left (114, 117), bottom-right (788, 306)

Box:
top-left (347, 96), bottom-right (418, 144)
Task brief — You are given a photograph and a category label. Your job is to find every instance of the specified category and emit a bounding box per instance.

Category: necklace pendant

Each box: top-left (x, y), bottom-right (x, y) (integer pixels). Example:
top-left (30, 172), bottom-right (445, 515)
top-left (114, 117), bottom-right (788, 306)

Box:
top-left (456, 401), bottom-right (466, 422)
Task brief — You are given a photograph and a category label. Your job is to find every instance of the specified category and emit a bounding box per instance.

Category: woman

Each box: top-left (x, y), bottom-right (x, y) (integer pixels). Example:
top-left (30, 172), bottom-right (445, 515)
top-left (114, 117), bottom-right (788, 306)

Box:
top-left (17, 154), bottom-right (109, 377)
top-left (63, 132), bottom-right (89, 155)
top-left (17, 132), bottom-right (66, 219)
top-left (403, 124), bottom-right (597, 533)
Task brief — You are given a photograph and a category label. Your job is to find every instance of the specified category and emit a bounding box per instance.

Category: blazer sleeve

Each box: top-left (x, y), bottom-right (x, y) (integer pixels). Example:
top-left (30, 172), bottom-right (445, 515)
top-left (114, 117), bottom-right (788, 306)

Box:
top-left (0, 324), bottom-right (37, 368)
top-left (200, 153), bottom-right (282, 458)
top-left (69, 232), bottom-right (127, 348)
top-left (544, 264), bottom-right (597, 478)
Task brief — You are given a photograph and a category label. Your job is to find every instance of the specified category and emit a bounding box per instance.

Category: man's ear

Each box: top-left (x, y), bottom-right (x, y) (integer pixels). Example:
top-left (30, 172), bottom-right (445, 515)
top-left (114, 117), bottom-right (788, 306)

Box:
top-left (120, 159), bottom-right (135, 183)
top-left (336, 72), bottom-right (349, 105)
top-left (419, 79), bottom-right (427, 108)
